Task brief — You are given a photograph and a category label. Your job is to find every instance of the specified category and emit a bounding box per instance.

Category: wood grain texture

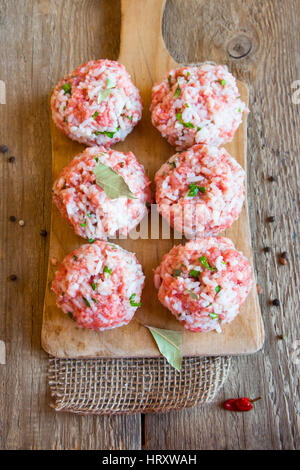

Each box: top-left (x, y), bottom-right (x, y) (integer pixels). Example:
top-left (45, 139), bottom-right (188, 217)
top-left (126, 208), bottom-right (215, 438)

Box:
top-left (42, 0), bottom-right (263, 359)
top-left (0, 0), bottom-right (299, 451)
top-left (145, 0), bottom-right (300, 450)
top-left (0, 0), bottom-right (140, 450)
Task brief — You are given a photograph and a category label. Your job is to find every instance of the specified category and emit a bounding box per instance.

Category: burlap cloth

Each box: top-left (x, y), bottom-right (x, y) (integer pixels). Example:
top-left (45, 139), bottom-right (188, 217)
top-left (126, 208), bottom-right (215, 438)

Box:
top-left (48, 356), bottom-right (231, 414)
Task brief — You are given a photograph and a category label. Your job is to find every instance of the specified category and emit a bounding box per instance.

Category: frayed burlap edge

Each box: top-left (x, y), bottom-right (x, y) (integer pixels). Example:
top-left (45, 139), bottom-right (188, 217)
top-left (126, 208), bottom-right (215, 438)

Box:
top-left (48, 356), bottom-right (231, 415)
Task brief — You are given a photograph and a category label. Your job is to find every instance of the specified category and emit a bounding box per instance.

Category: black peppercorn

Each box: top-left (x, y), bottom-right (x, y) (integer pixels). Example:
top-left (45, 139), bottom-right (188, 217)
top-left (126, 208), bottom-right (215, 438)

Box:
top-left (8, 156), bottom-right (15, 163)
top-left (264, 246), bottom-right (271, 253)
top-left (267, 216), bottom-right (275, 222)
top-left (1, 144), bottom-right (8, 153)
top-left (9, 215), bottom-right (16, 222)
top-left (268, 176), bottom-right (277, 182)
top-left (8, 274), bottom-right (17, 281)
top-left (281, 252), bottom-right (288, 259)
top-left (272, 299), bottom-right (280, 306)
top-left (40, 229), bottom-right (47, 237)
top-left (277, 334), bottom-right (285, 340)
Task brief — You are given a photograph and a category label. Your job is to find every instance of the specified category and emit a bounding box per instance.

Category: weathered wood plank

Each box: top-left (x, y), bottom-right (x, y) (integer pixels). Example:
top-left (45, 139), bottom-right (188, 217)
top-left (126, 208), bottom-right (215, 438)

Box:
top-left (145, 0), bottom-right (300, 450)
top-left (0, 0), bottom-right (141, 450)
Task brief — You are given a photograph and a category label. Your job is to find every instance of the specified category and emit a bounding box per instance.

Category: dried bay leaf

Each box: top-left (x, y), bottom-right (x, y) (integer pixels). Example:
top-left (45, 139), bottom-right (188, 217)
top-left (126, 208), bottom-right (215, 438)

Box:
top-left (93, 162), bottom-right (136, 200)
top-left (146, 325), bottom-right (182, 372)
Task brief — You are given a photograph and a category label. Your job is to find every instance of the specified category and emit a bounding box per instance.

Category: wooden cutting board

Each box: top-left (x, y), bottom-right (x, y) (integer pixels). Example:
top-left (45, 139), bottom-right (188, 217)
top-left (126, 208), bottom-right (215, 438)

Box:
top-left (42, 0), bottom-right (264, 358)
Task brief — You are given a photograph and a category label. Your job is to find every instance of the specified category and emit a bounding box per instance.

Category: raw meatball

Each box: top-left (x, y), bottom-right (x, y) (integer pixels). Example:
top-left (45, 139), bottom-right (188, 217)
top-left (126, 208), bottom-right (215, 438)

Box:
top-left (53, 146), bottom-right (152, 240)
top-left (52, 241), bottom-right (144, 330)
top-left (51, 59), bottom-right (142, 147)
top-left (155, 144), bottom-right (245, 237)
top-left (151, 64), bottom-right (247, 150)
top-left (154, 237), bottom-right (252, 333)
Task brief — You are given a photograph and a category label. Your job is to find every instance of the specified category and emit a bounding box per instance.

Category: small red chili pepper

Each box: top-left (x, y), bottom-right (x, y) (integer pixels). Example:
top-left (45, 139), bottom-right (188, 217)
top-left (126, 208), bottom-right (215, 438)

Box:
top-left (224, 396), bottom-right (261, 412)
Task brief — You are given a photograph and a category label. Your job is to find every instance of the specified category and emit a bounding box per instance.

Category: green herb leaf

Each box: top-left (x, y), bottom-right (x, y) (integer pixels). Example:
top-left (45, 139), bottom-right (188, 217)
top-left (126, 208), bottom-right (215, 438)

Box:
top-left (62, 83), bottom-right (71, 94)
top-left (217, 79), bottom-right (226, 86)
top-left (92, 298), bottom-right (98, 304)
top-left (129, 293), bottom-right (142, 307)
top-left (67, 312), bottom-right (73, 320)
top-left (187, 183), bottom-right (199, 197)
top-left (199, 256), bottom-right (217, 272)
top-left (173, 269), bottom-right (182, 277)
top-left (146, 325), bottom-right (182, 372)
top-left (106, 77), bottom-right (116, 89)
top-left (189, 269), bottom-right (200, 278)
top-left (196, 126), bottom-right (201, 132)
top-left (88, 238), bottom-right (95, 244)
top-left (187, 290), bottom-right (199, 300)
top-left (187, 183), bottom-right (206, 196)
top-left (97, 77), bottom-right (116, 103)
top-left (107, 243), bottom-right (118, 250)
top-left (73, 254), bottom-right (78, 261)
top-left (176, 112), bottom-right (194, 128)
top-left (91, 282), bottom-right (97, 291)
top-left (93, 162), bottom-right (137, 199)
top-left (94, 129), bottom-right (118, 138)
top-left (176, 112), bottom-right (183, 123)
top-left (215, 285), bottom-right (221, 294)
top-left (80, 221), bottom-right (87, 227)
top-left (168, 161), bottom-right (176, 168)
top-left (209, 313), bottom-right (219, 319)
top-left (82, 297), bottom-right (91, 308)
top-left (174, 83), bottom-right (181, 98)
top-left (103, 265), bottom-right (112, 275)
top-left (92, 111), bottom-right (99, 119)
top-left (98, 89), bottom-right (112, 103)
top-left (184, 121), bottom-right (194, 128)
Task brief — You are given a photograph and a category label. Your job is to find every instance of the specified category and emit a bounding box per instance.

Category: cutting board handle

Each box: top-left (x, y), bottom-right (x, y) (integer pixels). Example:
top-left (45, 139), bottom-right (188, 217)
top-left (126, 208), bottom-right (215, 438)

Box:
top-left (119, 0), bottom-right (176, 70)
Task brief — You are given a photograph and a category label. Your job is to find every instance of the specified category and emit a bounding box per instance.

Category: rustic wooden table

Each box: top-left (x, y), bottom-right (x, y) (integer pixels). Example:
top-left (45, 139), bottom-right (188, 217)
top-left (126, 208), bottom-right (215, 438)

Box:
top-left (0, 0), bottom-right (299, 450)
